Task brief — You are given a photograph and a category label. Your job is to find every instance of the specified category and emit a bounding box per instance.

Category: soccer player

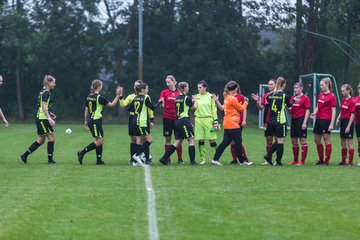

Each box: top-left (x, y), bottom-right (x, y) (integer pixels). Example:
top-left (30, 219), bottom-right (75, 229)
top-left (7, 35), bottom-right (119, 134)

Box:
top-left (130, 83), bottom-right (162, 166)
top-left (213, 83), bottom-right (249, 164)
top-left (336, 84), bottom-right (355, 165)
top-left (159, 75), bottom-right (183, 164)
top-left (0, 75), bottom-right (9, 127)
top-left (310, 77), bottom-right (337, 165)
top-left (77, 80), bottom-right (121, 165)
top-left (194, 80), bottom-right (218, 165)
top-left (289, 82), bottom-right (310, 165)
top-left (251, 79), bottom-right (276, 164)
top-left (119, 80), bottom-right (154, 164)
top-left (159, 82), bottom-right (197, 165)
top-left (211, 81), bottom-right (249, 166)
top-left (354, 83), bottom-right (360, 166)
top-left (20, 75), bottom-right (57, 164)
top-left (263, 77), bottom-right (294, 166)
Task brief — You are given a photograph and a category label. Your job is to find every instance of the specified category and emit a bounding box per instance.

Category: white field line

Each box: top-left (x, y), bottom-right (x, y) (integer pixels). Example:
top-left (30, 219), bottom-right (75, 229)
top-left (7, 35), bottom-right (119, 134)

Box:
top-left (144, 165), bottom-right (159, 240)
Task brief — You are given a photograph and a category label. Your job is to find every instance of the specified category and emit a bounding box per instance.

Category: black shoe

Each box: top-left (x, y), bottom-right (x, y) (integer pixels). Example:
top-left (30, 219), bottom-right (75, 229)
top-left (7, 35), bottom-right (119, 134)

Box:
top-left (159, 158), bottom-right (169, 165)
top-left (263, 155), bottom-right (273, 165)
top-left (190, 161), bottom-right (197, 165)
top-left (274, 161), bottom-right (283, 166)
top-left (48, 159), bottom-right (56, 164)
top-left (229, 160), bottom-right (238, 165)
top-left (20, 154), bottom-right (27, 164)
top-left (96, 160), bottom-right (105, 165)
top-left (77, 151), bottom-right (83, 165)
top-left (145, 160), bottom-right (152, 165)
top-left (315, 160), bottom-right (325, 165)
top-left (178, 159), bottom-right (184, 165)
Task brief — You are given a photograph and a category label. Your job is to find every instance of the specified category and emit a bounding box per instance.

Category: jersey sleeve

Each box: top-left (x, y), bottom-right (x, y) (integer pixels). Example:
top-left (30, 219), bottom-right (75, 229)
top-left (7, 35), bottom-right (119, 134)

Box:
top-left (211, 95), bottom-right (218, 120)
top-left (98, 95), bottom-right (109, 105)
top-left (304, 95), bottom-right (311, 109)
top-left (261, 94), bottom-right (267, 105)
top-left (147, 96), bottom-right (154, 119)
top-left (185, 96), bottom-right (193, 107)
top-left (42, 91), bottom-right (50, 102)
top-left (159, 90), bottom-right (165, 99)
top-left (285, 95), bottom-right (292, 108)
top-left (232, 96), bottom-right (248, 112)
top-left (145, 96), bottom-right (158, 110)
top-left (119, 94), bottom-right (133, 107)
top-left (330, 94), bottom-right (337, 107)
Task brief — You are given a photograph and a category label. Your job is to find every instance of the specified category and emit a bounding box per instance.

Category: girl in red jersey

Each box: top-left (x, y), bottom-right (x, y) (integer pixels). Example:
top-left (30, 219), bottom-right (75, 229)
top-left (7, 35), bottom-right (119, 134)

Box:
top-left (289, 82), bottom-right (311, 165)
top-left (159, 75), bottom-right (183, 164)
top-left (336, 84), bottom-right (355, 165)
top-left (353, 83), bottom-right (360, 166)
top-left (251, 79), bottom-right (276, 164)
top-left (310, 77), bottom-right (337, 165)
top-left (214, 83), bottom-right (249, 163)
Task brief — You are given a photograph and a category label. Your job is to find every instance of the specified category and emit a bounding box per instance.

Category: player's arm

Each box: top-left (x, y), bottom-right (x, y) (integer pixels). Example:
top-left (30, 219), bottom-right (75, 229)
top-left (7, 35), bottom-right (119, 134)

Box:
top-left (212, 93), bottom-right (224, 111)
top-left (329, 107), bottom-right (336, 131)
top-left (336, 111), bottom-right (341, 125)
top-left (84, 107), bottom-right (89, 129)
top-left (233, 97), bottom-right (248, 112)
top-left (251, 93), bottom-right (264, 110)
top-left (0, 108), bottom-right (8, 127)
top-left (302, 109), bottom-right (310, 130)
top-left (107, 86), bottom-right (122, 108)
top-left (41, 100), bottom-right (55, 126)
top-left (242, 109), bottom-right (247, 127)
top-left (191, 95), bottom-right (197, 110)
top-left (211, 96), bottom-right (218, 121)
top-left (310, 106), bottom-right (318, 119)
top-left (346, 113), bottom-right (355, 133)
top-left (145, 96), bottom-right (161, 110)
top-left (159, 91), bottom-right (165, 108)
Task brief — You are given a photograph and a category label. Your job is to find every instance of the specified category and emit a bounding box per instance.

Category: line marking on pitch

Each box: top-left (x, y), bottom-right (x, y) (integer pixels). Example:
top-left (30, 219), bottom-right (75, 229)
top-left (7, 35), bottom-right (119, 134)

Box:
top-left (144, 165), bottom-right (159, 240)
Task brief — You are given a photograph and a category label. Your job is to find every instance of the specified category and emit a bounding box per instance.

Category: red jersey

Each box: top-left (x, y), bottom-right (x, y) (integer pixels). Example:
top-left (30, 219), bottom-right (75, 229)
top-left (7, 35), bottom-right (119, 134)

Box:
top-left (236, 94), bottom-right (245, 123)
top-left (353, 96), bottom-right (360, 123)
top-left (340, 97), bottom-right (355, 120)
top-left (261, 92), bottom-right (271, 123)
top-left (316, 92), bottom-right (337, 120)
top-left (290, 94), bottom-right (310, 119)
top-left (159, 88), bottom-right (181, 120)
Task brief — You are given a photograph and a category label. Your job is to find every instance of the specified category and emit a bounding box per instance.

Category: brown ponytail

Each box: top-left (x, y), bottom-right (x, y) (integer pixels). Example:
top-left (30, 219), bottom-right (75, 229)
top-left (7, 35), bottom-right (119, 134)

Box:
top-left (90, 80), bottom-right (103, 94)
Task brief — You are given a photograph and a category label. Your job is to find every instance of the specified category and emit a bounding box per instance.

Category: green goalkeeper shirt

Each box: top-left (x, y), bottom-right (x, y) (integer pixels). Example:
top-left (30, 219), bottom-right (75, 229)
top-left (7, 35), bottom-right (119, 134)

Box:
top-left (194, 92), bottom-right (217, 120)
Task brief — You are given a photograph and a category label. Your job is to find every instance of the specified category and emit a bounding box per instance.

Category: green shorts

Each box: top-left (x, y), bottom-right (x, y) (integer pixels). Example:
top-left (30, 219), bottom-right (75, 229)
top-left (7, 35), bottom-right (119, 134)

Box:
top-left (195, 117), bottom-right (217, 140)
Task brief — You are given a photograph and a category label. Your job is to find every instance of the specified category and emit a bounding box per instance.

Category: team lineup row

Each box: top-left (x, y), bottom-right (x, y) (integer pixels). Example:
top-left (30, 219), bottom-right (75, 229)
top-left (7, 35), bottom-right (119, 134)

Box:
top-left (1, 74), bottom-right (358, 166)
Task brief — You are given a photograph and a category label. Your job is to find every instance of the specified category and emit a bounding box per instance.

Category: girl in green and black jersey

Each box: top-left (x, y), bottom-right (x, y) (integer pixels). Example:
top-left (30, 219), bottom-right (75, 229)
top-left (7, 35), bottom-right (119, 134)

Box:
top-left (159, 82), bottom-right (197, 165)
top-left (77, 80), bottom-right (121, 165)
top-left (20, 75), bottom-right (57, 164)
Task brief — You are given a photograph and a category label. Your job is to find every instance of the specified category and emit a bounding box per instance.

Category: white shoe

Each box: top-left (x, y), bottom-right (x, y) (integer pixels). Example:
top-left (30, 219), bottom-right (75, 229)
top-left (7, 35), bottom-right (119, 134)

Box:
top-left (261, 161), bottom-right (269, 165)
top-left (358, 162), bottom-right (360, 166)
top-left (200, 160), bottom-right (206, 165)
top-left (241, 161), bottom-right (253, 166)
top-left (211, 160), bottom-right (222, 166)
top-left (132, 154), bottom-right (145, 166)
top-left (132, 162), bottom-right (140, 167)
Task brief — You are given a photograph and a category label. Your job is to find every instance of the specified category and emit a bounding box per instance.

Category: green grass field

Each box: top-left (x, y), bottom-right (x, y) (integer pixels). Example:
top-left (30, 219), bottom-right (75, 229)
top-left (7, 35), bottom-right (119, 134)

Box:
top-left (1, 124), bottom-right (360, 239)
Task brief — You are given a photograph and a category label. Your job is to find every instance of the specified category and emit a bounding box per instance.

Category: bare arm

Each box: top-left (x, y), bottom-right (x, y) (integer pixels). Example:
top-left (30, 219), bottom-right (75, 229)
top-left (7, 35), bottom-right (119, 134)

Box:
top-left (345, 113), bottom-right (355, 133)
top-left (329, 107), bottom-right (336, 131)
top-left (42, 101), bottom-right (55, 126)
top-left (310, 107), bottom-right (318, 119)
top-left (212, 93), bottom-right (224, 111)
top-left (251, 93), bottom-right (264, 110)
top-left (107, 86), bottom-right (122, 108)
top-left (0, 108), bottom-right (8, 127)
top-left (191, 95), bottom-right (197, 110)
top-left (84, 107), bottom-right (89, 129)
top-left (241, 109), bottom-right (247, 127)
top-left (302, 109), bottom-right (310, 130)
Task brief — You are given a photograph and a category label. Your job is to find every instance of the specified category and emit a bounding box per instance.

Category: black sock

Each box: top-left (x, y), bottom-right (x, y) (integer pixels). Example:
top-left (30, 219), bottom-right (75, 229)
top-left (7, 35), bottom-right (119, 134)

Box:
top-left (266, 142), bottom-right (278, 158)
top-left (162, 145), bottom-right (176, 160)
top-left (81, 142), bottom-right (97, 155)
top-left (189, 145), bottom-right (195, 163)
top-left (47, 141), bottom-right (54, 161)
top-left (136, 141), bottom-right (151, 156)
top-left (234, 143), bottom-right (244, 163)
top-left (24, 141), bottom-right (41, 156)
top-left (96, 145), bottom-right (103, 162)
top-left (144, 143), bottom-right (150, 161)
top-left (210, 142), bottom-right (217, 148)
top-left (276, 143), bottom-right (284, 163)
top-left (130, 143), bottom-right (136, 157)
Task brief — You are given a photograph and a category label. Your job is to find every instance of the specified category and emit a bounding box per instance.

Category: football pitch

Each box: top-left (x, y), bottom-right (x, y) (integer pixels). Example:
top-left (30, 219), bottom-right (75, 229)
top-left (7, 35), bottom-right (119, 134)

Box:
top-left (1, 124), bottom-right (359, 239)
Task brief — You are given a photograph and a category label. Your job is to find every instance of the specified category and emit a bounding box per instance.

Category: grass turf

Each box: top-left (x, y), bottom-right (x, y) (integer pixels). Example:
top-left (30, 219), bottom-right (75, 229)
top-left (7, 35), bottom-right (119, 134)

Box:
top-left (0, 124), bottom-right (359, 239)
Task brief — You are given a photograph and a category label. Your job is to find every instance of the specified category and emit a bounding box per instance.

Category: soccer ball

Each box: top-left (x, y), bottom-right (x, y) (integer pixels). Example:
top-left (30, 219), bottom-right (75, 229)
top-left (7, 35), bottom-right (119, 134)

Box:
top-left (65, 128), bottom-right (72, 134)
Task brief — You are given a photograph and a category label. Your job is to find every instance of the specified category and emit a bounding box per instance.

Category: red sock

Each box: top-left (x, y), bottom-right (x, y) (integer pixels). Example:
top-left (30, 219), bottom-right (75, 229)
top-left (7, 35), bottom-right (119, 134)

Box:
top-left (241, 145), bottom-right (247, 159)
top-left (301, 144), bottom-right (308, 163)
top-left (266, 144), bottom-right (272, 161)
top-left (230, 144), bottom-right (237, 161)
top-left (349, 148), bottom-right (354, 165)
top-left (292, 144), bottom-right (299, 162)
top-left (165, 144), bottom-right (171, 161)
top-left (316, 144), bottom-right (324, 162)
top-left (176, 144), bottom-right (183, 160)
top-left (341, 148), bottom-right (347, 163)
top-left (325, 144), bottom-right (332, 164)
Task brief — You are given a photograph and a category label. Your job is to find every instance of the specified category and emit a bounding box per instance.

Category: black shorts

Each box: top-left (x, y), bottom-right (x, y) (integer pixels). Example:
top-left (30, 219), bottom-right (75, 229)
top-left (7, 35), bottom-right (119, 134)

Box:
top-left (291, 116), bottom-right (307, 138)
top-left (163, 118), bottom-right (176, 137)
top-left (340, 119), bottom-right (354, 139)
top-left (313, 119), bottom-right (331, 135)
top-left (270, 123), bottom-right (287, 138)
top-left (174, 118), bottom-right (194, 140)
top-left (89, 118), bottom-right (104, 138)
top-left (264, 124), bottom-right (273, 137)
top-left (36, 119), bottom-right (54, 136)
top-left (356, 123), bottom-right (360, 138)
top-left (132, 126), bottom-right (150, 136)
top-left (128, 115), bottom-right (134, 136)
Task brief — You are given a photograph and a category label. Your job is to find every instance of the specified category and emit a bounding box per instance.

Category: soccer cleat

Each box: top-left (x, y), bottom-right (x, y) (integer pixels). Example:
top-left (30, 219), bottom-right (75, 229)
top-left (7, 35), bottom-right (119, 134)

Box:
top-left (315, 160), bottom-right (326, 165)
top-left (190, 161), bottom-right (197, 166)
top-left (289, 161), bottom-right (298, 165)
top-left (96, 160), bottom-right (105, 165)
top-left (48, 159), bottom-right (57, 164)
top-left (132, 154), bottom-right (145, 166)
top-left (263, 155), bottom-right (273, 165)
top-left (337, 161), bottom-right (347, 166)
top-left (358, 162), bottom-right (360, 166)
top-left (273, 161), bottom-right (283, 166)
top-left (199, 160), bottom-right (206, 165)
top-left (178, 159), bottom-right (184, 165)
top-left (132, 162), bottom-right (141, 166)
top-left (348, 162), bottom-right (353, 166)
top-left (296, 161), bottom-right (305, 166)
top-left (20, 154), bottom-right (27, 164)
top-left (261, 161), bottom-right (269, 165)
top-left (77, 151), bottom-right (83, 165)
top-left (159, 158), bottom-right (169, 165)
top-left (211, 160), bottom-right (222, 166)
top-left (229, 160), bottom-right (238, 165)
top-left (240, 161), bottom-right (253, 166)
